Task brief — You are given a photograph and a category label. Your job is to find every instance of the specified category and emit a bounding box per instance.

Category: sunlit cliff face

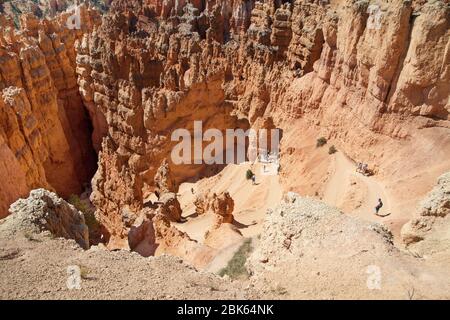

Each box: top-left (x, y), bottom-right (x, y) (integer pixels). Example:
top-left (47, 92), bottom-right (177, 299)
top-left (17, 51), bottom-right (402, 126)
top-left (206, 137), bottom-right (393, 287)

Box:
top-left (0, 0), bottom-right (449, 259)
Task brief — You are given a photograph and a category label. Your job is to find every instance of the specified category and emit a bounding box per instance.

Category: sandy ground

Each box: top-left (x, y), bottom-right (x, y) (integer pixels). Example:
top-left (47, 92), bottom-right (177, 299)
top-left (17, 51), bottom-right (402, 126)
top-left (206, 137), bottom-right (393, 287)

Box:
top-left (172, 148), bottom-right (404, 269)
top-left (177, 142), bottom-right (400, 242)
top-left (0, 232), bottom-right (249, 299)
top-left (277, 118), bottom-right (450, 247)
top-left (172, 161), bottom-right (282, 272)
top-left (322, 151), bottom-right (408, 242)
top-left (175, 161), bottom-right (282, 240)
top-left (158, 122), bottom-right (449, 272)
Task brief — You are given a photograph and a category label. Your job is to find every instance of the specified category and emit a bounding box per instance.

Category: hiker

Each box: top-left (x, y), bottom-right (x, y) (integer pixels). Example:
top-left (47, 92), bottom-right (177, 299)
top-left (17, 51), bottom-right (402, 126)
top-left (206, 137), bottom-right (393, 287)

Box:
top-left (375, 198), bottom-right (383, 215)
top-left (357, 162), bottom-right (362, 173)
top-left (362, 163), bottom-right (368, 175)
top-left (191, 187), bottom-right (195, 195)
top-left (252, 174), bottom-right (256, 185)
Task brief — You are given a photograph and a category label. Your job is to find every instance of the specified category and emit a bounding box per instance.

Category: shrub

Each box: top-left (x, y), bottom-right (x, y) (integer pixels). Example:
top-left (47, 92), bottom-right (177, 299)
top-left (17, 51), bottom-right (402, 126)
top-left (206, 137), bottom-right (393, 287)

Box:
top-left (79, 265), bottom-right (91, 280)
top-left (68, 194), bottom-right (99, 230)
top-left (316, 137), bottom-right (327, 147)
top-left (271, 284), bottom-right (288, 295)
top-left (246, 169), bottom-right (254, 180)
top-left (24, 231), bottom-right (39, 242)
top-left (91, 0), bottom-right (109, 13)
top-left (84, 211), bottom-right (100, 230)
top-left (219, 239), bottom-right (253, 280)
top-left (328, 145), bottom-right (337, 155)
top-left (35, 7), bottom-right (43, 18)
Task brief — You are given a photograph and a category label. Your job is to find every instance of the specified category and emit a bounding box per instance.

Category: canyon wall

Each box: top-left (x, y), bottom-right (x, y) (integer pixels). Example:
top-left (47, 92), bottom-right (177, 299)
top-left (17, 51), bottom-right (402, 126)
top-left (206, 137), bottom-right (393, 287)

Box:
top-left (76, 0), bottom-right (449, 246)
top-left (1, 0), bottom-right (448, 249)
top-left (271, 0), bottom-right (450, 216)
top-left (76, 0), bottom-right (449, 247)
top-left (0, 6), bottom-right (99, 217)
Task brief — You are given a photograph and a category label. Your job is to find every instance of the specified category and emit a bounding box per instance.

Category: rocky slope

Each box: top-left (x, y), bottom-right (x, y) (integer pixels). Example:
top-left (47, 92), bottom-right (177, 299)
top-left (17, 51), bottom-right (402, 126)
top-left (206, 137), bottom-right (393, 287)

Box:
top-left (401, 171), bottom-right (450, 257)
top-left (5, 188), bottom-right (90, 249)
top-left (247, 193), bottom-right (450, 299)
top-left (0, 214), bottom-right (246, 299)
top-left (0, 189), bottom-right (244, 299)
top-left (1, 187), bottom-right (449, 299)
top-left (0, 5), bottom-right (100, 217)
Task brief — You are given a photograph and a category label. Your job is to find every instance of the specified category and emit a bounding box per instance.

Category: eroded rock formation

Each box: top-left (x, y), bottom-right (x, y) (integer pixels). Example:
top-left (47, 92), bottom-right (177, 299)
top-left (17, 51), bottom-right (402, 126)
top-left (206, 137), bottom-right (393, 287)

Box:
top-left (0, 1), bottom-right (449, 298)
top-left (5, 188), bottom-right (89, 249)
top-left (1, 0), bottom-right (449, 265)
top-left (401, 172), bottom-right (450, 255)
top-left (195, 191), bottom-right (235, 226)
top-left (1, 0), bottom-right (109, 24)
top-left (125, 205), bottom-right (215, 269)
top-left (0, 6), bottom-right (99, 217)
top-left (75, 0), bottom-right (449, 251)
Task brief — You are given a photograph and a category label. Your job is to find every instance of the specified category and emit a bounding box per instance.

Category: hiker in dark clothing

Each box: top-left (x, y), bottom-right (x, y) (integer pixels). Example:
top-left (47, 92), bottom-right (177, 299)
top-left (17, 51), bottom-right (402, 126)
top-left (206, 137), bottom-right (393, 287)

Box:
top-left (375, 198), bottom-right (383, 214)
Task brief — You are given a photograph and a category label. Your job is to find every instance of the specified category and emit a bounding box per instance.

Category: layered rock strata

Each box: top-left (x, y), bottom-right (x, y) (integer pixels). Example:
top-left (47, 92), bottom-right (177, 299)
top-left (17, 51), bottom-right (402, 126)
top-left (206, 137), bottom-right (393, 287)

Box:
top-left (78, 0), bottom-right (450, 249)
top-left (0, 6), bottom-right (99, 217)
top-left (2, 0), bottom-right (448, 257)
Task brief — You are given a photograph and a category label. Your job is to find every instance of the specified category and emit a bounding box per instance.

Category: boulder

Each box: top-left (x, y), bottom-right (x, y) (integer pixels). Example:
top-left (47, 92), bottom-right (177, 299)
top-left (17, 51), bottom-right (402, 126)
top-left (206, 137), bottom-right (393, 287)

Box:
top-left (6, 189), bottom-right (89, 249)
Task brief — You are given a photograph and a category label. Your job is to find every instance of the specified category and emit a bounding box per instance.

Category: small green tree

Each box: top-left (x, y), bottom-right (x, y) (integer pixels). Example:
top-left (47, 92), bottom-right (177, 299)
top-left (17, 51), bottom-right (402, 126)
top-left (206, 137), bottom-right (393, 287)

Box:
top-left (68, 195), bottom-right (99, 230)
top-left (328, 145), bottom-right (337, 155)
top-left (246, 169), bottom-right (254, 180)
top-left (219, 239), bottom-right (253, 280)
top-left (80, 265), bottom-right (91, 280)
top-left (316, 137), bottom-right (327, 147)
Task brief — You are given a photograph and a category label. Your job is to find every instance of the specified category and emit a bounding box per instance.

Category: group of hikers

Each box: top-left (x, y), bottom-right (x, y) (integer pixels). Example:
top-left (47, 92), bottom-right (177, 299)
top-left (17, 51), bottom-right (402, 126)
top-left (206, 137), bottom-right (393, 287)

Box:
top-left (259, 151), bottom-right (279, 163)
top-left (356, 162), bottom-right (369, 175)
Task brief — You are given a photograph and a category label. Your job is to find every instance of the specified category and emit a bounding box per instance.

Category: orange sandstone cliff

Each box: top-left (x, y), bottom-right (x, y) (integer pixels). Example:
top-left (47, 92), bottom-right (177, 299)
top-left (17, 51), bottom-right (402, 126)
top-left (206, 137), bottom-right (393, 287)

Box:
top-left (0, 6), bottom-right (99, 217)
top-left (0, 0), bottom-right (449, 254)
top-left (74, 0), bottom-right (449, 248)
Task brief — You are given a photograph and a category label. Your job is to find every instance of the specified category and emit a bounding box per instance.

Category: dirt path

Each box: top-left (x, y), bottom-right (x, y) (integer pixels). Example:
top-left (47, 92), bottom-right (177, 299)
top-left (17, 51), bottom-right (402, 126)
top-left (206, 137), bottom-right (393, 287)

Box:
top-left (176, 162), bottom-right (283, 240)
top-left (173, 162), bottom-right (282, 272)
top-left (323, 152), bottom-right (393, 224)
